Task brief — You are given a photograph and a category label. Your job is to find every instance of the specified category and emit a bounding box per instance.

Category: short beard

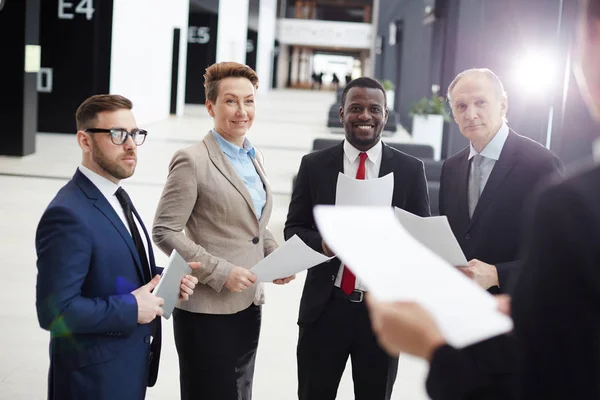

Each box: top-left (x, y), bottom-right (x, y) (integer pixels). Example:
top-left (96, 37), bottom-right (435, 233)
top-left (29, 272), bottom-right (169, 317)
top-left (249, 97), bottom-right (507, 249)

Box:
top-left (346, 129), bottom-right (382, 150)
top-left (90, 136), bottom-right (135, 181)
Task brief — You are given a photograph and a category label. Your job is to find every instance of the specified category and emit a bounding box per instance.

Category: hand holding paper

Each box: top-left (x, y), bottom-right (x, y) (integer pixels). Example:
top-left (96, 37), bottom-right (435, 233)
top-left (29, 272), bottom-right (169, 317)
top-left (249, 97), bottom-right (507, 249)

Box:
top-left (313, 205), bottom-right (513, 348)
top-left (251, 235), bottom-right (333, 282)
top-left (154, 250), bottom-right (193, 319)
top-left (179, 262), bottom-right (200, 300)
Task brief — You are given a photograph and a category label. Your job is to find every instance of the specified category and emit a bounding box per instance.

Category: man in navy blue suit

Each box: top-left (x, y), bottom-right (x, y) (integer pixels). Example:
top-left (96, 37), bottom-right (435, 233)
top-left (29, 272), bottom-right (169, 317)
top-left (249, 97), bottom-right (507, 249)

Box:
top-left (35, 94), bottom-right (199, 400)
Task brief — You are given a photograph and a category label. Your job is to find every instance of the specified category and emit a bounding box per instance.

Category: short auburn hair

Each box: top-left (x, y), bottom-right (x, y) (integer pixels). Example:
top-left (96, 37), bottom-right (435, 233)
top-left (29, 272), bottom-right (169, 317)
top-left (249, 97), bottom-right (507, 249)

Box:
top-left (203, 62), bottom-right (259, 103)
top-left (76, 94), bottom-right (133, 131)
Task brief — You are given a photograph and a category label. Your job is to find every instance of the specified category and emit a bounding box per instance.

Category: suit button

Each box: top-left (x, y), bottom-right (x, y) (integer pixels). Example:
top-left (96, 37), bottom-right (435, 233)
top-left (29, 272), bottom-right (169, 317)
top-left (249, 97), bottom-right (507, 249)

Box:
top-left (465, 234), bottom-right (471, 240)
top-left (144, 335), bottom-right (151, 344)
top-left (331, 275), bottom-right (335, 281)
top-left (252, 237), bottom-right (259, 244)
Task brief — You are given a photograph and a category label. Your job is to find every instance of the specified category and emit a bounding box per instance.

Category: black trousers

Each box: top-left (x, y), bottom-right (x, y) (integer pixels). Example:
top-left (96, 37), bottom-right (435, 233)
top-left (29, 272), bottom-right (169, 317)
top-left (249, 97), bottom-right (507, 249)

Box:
top-left (173, 305), bottom-right (261, 400)
top-left (297, 288), bottom-right (398, 400)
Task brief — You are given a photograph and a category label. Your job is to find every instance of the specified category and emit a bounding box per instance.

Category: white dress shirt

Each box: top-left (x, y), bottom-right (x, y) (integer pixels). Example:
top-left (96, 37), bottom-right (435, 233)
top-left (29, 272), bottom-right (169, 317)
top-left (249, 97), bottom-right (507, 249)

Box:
top-left (334, 140), bottom-right (384, 291)
top-left (79, 165), bottom-right (152, 272)
top-left (468, 122), bottom-right (510, 194)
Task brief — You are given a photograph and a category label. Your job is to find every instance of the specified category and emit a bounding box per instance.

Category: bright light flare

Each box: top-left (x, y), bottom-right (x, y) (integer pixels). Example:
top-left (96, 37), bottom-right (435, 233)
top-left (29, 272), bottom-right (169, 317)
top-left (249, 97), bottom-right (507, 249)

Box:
top-left (513, 52), bottom-right (559, 97)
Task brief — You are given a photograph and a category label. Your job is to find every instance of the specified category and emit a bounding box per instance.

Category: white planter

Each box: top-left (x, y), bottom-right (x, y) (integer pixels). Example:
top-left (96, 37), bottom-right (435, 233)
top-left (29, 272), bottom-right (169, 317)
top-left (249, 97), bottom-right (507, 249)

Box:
top-left (386, 90), bottom-right (395, 110)
top-left (411, 114), bottom-right (444, 160)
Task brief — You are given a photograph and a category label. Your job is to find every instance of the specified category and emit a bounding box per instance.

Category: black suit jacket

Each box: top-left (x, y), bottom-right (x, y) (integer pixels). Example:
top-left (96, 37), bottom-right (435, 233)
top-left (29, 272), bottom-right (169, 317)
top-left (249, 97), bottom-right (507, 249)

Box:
top-left (426, 163), bottom-right (600, 400)
top-left (439, 130), bottom-right (564, 293)
top-left (284, 141), bottom-right (431, 324)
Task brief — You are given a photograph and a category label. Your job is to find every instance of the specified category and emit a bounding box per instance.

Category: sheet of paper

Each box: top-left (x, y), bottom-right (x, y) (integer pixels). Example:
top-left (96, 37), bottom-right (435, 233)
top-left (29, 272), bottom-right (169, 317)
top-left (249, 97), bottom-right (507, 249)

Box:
top-left (335, 172), bottom-right (394, 206)
top-left (251, 235), bottom-right (333, 282)
top-left (313, 205), bottom-right (513, 348)
top-left (154, 250), bottom-right (192, 319)
top-left (394, 207), bottom-right (468, 266)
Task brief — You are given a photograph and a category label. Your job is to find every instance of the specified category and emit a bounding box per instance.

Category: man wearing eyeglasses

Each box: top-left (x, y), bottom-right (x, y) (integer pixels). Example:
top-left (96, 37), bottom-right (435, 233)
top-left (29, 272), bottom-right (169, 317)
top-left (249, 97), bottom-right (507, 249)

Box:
top-left (35, 94), bottom-right (199, 400)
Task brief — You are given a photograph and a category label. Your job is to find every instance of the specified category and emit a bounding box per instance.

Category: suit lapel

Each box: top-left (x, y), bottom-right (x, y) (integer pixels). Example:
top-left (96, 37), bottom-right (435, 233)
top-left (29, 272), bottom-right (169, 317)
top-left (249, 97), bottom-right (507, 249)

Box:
top-left (469, 131), bottom-right (519, 228)
top-left (73, 170), bottom-right (146, 283)
top-left (379, 143), bottom-right (394, 178)
top-left (204, 132), bottom-right (256, 217)
top-left (252, 154), bottom-right (272, 228)
top-left (133, 207), bottom-right (158, 273)
top-left (456, 150), bottom-right (471, 228)
top-left (328, 142), bottom-right (345, 204)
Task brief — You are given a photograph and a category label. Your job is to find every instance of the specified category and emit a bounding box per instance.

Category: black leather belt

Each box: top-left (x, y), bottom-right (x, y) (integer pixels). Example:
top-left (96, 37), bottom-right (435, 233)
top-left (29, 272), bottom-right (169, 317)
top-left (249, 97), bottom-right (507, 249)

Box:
top-left (333, 287), bottom-right (366, 303)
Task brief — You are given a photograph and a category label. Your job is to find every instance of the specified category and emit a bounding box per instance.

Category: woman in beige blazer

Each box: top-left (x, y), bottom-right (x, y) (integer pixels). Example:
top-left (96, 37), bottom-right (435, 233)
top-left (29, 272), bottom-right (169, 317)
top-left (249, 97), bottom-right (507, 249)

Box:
top-left (152, 62), bottom-right (294, 400)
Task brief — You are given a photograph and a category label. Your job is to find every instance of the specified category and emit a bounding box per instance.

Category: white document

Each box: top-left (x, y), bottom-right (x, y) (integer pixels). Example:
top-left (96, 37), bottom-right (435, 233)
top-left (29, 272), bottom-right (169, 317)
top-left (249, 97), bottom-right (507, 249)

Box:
top-left (335, 172), bottom-right (394, 206)
top-left (154, 249), bottom-right (192, 319)
top-left (394, 207), bottom-right (468, 267)
top-left (251, 235), bottom-right (333, 282)
top-left (313, 205), bottom-right (513, 348)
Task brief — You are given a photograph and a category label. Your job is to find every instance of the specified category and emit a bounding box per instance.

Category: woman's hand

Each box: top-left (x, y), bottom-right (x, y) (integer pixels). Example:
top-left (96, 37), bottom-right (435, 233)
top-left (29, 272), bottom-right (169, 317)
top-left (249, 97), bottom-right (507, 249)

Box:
top-left (273, 275), bottom-right (296, 285)
top-left (225, 267), bottom-right (257, 292)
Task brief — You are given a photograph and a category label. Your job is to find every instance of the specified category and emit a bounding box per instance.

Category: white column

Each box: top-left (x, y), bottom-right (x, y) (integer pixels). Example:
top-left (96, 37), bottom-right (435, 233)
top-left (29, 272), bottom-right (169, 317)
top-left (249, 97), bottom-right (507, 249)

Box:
top-left (299, 48), bottom-right (308, 85)
top-left (290, 46), bottom-right (300, 85)
top-left (256, 0), bottom-right (277, 92)
top-left (216, 0), bottom-right (249, 63)
top-left (277, 44), bottom-right (289, 88)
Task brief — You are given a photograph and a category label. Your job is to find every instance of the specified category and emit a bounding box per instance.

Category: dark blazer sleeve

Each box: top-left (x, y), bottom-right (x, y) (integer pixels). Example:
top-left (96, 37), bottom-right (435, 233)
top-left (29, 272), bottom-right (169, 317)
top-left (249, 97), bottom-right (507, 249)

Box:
top-left (35, 206), bottom-right (138, 336)
top-left (284, 155), bottom-right (323, 252)
top-left (408, 159), bottom-right (431, 217)
top-left (495, 154), bottom-right (565, 293)
top-left (426, 344), bottom-right (482, 400)
top-left (512, 176), bottom-right (599, 399)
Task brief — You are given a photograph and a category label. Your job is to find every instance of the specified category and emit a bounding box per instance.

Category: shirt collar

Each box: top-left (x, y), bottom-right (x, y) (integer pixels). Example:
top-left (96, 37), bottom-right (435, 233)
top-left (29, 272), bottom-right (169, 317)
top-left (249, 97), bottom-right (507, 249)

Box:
top-left (78, 164), bottom-right (121, 198)
top-left (212, 129), bottom-right (256, 158)
top-left (469, 121), bottom-right (509, 160)
top-left (343, 139), bottom-right (383, 164)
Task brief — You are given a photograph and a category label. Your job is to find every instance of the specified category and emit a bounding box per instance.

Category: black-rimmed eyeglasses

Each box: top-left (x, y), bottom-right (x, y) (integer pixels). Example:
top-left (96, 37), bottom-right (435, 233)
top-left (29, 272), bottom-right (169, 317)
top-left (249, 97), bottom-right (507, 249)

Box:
top-left (85, 128), bottom-right (148, 146)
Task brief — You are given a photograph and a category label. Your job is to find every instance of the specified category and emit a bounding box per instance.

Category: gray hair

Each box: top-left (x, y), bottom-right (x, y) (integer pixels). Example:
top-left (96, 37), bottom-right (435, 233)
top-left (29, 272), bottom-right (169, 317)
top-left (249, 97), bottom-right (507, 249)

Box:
top-left (447, 68), bottom-right (507, 103)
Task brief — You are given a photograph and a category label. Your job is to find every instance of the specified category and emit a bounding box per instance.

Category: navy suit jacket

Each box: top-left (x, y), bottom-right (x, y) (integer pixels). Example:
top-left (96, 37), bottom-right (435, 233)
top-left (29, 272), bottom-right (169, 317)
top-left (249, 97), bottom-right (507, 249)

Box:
top-left (35, 169), bottom-right (162, 400)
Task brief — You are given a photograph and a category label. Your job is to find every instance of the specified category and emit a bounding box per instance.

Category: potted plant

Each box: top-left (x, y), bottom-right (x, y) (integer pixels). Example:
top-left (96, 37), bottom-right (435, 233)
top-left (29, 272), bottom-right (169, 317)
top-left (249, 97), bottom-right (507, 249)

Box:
top-left (380, 79), bottom-right (395, 110)
top-left (409, 85), bottom-right (451, 160)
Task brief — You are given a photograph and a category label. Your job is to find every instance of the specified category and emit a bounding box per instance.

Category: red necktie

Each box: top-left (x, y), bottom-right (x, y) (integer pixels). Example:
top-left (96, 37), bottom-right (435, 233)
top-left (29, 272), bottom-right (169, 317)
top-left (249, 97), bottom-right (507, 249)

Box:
top-left (340, 152), bottom-right (368, 295)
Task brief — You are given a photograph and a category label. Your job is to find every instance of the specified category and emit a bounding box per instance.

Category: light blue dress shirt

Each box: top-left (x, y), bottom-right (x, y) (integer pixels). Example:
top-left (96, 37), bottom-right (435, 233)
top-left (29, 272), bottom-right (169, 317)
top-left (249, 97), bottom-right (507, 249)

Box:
top-left (468, 122), bottom-right (510, 194)
top-left (212, 129), bottom-right (266, 220)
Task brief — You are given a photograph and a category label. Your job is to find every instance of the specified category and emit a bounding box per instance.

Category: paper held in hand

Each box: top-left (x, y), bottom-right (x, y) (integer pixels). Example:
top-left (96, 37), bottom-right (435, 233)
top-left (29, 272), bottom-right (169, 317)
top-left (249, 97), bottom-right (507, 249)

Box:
top-left (154, 249), bottom-right (192, 319)
top-left (394, 207), bottom-right (467, 267)
top-left (251, 235), bottom-right (333, 282)
top-left (335, 172), bottom-right (394, 206)
top-left (313, 205), bottom-right (513, 349)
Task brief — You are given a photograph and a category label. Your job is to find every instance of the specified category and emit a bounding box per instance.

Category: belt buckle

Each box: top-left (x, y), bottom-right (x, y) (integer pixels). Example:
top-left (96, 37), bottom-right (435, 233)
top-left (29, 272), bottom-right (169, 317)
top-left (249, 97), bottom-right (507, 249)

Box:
top-left (350, 290), bottom-right (364, 303)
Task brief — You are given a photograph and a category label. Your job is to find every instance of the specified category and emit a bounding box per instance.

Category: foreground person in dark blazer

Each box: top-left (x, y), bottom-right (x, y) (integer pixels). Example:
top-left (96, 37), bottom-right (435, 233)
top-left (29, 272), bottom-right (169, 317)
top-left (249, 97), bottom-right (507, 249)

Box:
top-left (367, 1), bottom-right (600, 398)
top-left (285, 77), bottom-right (430, 400)
top-left (35, 95), bottom-right (198, 400)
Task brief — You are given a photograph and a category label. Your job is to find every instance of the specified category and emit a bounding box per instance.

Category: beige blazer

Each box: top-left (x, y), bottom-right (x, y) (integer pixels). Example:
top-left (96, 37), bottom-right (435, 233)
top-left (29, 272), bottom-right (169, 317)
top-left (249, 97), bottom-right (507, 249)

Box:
top-left (152, 131), bottom-right (278, 314)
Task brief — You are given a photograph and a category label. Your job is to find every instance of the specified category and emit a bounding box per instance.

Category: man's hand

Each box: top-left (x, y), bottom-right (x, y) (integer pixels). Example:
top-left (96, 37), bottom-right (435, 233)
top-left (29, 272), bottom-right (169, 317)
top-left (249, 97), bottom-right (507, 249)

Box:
top-left (179, 262), bottom-right (200, 301)
top-left (225, 267), bottom-right (257, 293)
top-left (132, 275), bottom-right (164, 324)
top-left (273, 275), bottom-right (296, 285)
top-left (366, 296), bottom-right (446, 361)
top-left (322, 240), bottom-right (335, 257)
top-left (458, 259), bottom-right (499, 289)
top-left (496, 294), bottom-right (511, 317)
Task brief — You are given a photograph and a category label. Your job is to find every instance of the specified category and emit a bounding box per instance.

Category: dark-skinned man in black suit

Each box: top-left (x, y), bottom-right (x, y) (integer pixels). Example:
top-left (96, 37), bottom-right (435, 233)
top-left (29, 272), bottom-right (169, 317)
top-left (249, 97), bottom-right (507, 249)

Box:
top-left (366, 1), bottom-right (600, 399)
top-left (284, 77), bottom-right (430, 400)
